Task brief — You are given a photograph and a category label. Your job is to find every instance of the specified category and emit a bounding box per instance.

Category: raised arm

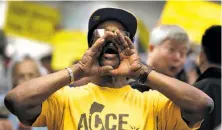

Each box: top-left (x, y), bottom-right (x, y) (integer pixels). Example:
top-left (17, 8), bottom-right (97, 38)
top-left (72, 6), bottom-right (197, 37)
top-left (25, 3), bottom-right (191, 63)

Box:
top-left (107, 31), bottom-right (214, 127)
top-left (4, 65), bottom-right (79, 125)
top-left (145, 70), bottom-right (214, 126)
top-left (4, 33), bottom-right (114, 125)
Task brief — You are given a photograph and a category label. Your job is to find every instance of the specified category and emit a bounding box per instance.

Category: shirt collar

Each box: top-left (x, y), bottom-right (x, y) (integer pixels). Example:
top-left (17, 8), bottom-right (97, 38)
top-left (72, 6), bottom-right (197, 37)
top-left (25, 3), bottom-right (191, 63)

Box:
top-left (196, 67), bottom-right (221, 82)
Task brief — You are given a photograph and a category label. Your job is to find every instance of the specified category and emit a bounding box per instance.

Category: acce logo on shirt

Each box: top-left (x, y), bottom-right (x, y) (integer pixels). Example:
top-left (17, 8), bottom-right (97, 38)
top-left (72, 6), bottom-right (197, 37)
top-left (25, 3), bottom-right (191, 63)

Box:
top-left (77, 102), bottom-right (140, 130)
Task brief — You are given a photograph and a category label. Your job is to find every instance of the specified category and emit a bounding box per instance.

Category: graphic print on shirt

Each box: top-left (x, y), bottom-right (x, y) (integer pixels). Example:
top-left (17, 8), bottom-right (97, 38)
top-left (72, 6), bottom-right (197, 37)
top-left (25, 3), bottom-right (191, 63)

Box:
top-left (77, 102), bottom-right (140, 130)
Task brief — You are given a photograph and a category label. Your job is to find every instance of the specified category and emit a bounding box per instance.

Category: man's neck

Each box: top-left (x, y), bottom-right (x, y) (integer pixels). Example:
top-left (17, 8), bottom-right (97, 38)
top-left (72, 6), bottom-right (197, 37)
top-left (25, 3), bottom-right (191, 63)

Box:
top-left (200, 62), bottom-right (221, 73)
top-left (146, 58), bottom-right (153, 66)
top-left (91, 75), bottom-right (128, 88)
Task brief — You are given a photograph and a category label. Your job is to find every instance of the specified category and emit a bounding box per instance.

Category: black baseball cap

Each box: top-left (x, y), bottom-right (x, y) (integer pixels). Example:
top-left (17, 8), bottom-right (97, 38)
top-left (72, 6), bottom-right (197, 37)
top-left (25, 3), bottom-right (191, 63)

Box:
top-left (87, 8), bottom-right (137, 47)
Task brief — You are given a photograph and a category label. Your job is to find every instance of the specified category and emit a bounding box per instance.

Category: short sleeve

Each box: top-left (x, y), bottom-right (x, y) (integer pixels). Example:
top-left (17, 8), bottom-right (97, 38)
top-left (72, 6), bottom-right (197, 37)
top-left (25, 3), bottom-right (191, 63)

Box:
top-left (149, 90), bottom-right (202, 130)
top-left (32, 87), bottom-right (68, 128)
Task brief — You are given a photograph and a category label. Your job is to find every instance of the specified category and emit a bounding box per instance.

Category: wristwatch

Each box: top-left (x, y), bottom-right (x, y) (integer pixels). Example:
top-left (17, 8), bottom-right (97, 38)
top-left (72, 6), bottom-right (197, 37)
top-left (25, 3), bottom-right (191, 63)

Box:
top-left (137, 65), bottom-right (154, 84)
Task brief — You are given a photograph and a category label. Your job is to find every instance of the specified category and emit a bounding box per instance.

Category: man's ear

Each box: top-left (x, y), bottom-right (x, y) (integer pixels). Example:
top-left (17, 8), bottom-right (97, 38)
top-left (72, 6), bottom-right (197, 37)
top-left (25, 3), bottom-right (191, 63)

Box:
top-left (198, 50), bottom-right (206, 66)
top-left (148, 44), bottom-right (155, 53)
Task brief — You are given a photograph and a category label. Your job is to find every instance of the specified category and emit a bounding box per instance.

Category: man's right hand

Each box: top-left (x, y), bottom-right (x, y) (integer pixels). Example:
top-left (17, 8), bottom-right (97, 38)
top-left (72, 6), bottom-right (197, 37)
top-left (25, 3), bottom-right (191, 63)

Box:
top-left (4, 32), bottom-right (120, 127)
top-left (75, 32), bottom-right (115, 79)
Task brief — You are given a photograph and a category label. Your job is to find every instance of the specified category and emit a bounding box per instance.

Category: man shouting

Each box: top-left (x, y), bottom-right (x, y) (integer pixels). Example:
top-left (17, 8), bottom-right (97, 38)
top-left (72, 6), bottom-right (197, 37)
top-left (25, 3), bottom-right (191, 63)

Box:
top-left (4, 8), bottom-right (213, 130)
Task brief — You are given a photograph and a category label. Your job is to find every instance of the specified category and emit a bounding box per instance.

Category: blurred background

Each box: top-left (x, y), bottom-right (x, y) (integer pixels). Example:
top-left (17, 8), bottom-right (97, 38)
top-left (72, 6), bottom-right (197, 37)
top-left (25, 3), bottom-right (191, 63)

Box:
top-left (0, 0), bottom-right (221, 89)
top-left (0, 1), bottom-right (221, 129)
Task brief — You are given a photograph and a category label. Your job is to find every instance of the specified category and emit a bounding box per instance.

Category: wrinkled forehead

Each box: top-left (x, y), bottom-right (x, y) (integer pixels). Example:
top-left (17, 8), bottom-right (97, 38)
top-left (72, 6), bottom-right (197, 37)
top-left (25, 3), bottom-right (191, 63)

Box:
top-left (160, 38), bottom-right (189, 50)
top-left (97, 20), bottom-right (126, 31)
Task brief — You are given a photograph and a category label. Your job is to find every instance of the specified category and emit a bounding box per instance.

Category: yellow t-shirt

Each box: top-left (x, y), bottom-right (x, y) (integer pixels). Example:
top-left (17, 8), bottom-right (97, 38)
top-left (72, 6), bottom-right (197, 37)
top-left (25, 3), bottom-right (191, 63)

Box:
top-left (33, 83), bottom-right (201, 130)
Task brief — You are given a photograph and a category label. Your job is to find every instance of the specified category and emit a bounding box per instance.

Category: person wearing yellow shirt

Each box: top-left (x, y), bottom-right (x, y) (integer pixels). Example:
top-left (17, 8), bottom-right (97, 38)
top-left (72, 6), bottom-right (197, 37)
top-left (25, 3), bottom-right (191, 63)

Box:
top-left (4, 8), bottom-right (213, 130)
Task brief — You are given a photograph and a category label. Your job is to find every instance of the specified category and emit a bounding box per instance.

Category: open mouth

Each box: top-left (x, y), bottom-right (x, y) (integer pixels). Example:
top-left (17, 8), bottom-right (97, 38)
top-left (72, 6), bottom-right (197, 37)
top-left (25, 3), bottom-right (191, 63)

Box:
top-left (169, 66), bottom-right (179, 73)
top-left (104, 47), bottom-right (117, 54)
top-left (103, 42), bottom-right (118, 54)
top-left (98, 41), bottom-right (120, 67)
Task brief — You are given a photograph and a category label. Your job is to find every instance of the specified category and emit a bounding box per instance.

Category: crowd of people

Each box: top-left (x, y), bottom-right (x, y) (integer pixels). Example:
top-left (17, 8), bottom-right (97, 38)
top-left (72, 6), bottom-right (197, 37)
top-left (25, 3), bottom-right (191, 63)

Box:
top-left (0, 7), bottom-right (221, 130)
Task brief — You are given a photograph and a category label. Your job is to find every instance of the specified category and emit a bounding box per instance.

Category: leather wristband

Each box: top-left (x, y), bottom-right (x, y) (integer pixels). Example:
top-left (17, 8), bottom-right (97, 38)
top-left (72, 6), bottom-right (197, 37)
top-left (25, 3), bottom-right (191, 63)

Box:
top-left (137, 65), bottom-right (154, 84)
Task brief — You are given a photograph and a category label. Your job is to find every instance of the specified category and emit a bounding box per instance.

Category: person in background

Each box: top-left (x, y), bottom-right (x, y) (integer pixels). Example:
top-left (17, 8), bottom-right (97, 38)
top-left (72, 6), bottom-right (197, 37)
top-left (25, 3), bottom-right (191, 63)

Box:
top-left (0, 30), bottom-right (13, 130)
top-left (184, 44), bottom-right (201, 84)
top-left (194, 25), bottom-right (221, 130)
top-left (7, 55), bottom-right (48, 130)
top-left (148, 25), bottom-right (189, 77)
top-left (0, 30), bottom-right (9, 95)
top-left (0, 119), bottom-right (12, 130)
top-left (131, 25), bottom-right (190, 91)
top-left (40, 54), bottom-right (54, 74)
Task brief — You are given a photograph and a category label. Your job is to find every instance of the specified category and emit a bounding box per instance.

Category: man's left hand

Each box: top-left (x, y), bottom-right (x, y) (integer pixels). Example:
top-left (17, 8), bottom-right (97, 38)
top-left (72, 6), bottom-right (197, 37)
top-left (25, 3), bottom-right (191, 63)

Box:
top-left (107, 30), bottom-right (149, 79)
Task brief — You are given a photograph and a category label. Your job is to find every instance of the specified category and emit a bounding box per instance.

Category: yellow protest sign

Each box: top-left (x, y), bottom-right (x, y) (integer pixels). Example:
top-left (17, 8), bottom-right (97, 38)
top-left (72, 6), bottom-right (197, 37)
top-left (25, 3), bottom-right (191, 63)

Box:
top-left (51, 31), bottom-right (88, 70)
top-left (160, 1), bottom-right (221, 44)
top-left (137, 19), bottom-right (149, 52)
top-left (4, 1), bottom-right (60, 43)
